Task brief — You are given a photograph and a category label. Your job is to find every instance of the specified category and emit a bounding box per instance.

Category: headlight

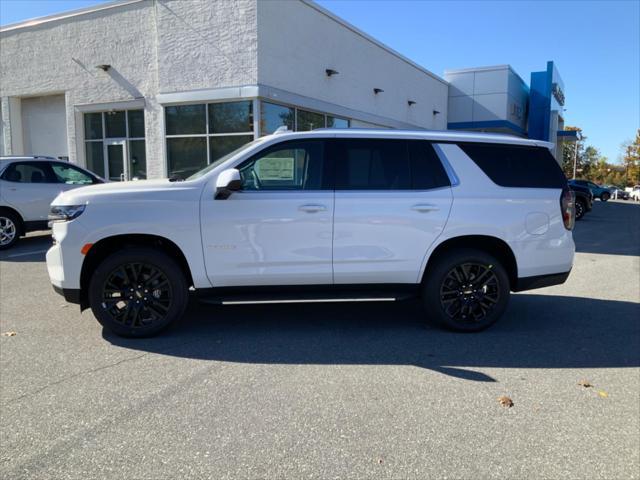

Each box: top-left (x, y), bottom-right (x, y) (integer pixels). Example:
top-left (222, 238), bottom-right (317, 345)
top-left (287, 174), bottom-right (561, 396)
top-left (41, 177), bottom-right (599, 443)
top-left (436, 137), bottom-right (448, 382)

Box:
top-left (48, 205), bottom-right (86, 224)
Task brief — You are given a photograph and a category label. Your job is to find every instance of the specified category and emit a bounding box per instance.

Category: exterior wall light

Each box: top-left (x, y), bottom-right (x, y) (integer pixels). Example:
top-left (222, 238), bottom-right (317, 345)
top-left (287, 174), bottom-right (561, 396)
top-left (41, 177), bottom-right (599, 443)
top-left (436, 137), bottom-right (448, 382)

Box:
top-left (96, 64), bottom-right (111, 71)
top-left (325, 69), bottom-right (339, 77)
top-left (433, 110), bottom-right (441, 115)
top-left (373, 88), bottom-right (384, 94)
top-left (408, 100), bottom-right (416, 106)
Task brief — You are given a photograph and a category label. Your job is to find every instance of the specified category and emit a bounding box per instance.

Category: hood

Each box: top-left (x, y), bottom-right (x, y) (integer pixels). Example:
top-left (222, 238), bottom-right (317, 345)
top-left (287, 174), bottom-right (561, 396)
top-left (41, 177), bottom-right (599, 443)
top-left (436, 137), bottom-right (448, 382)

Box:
top-left (52, 178), bottom-right (200, 205)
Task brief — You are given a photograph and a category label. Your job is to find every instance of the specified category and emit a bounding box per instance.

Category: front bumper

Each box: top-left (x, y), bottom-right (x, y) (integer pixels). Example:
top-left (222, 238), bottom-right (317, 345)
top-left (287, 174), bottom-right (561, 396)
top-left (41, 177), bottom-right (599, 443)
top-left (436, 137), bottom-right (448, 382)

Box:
top-left (52, 284), bottom-right (82, 304)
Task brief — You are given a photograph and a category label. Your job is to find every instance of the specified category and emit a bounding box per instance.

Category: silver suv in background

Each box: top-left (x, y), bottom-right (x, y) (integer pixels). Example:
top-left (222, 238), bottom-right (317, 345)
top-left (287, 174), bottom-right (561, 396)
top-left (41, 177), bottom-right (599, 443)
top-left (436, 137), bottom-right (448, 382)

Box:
top-left (0, 156), bottom-right (103, 249)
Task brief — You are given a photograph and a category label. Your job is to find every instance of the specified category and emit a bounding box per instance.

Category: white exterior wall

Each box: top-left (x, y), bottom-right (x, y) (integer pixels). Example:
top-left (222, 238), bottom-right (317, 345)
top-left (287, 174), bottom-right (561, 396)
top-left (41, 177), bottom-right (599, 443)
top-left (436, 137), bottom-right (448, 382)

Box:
top-left (257, 0), bottom-right (448, 130)
top-left (1, 0), bottom-right (447, 178)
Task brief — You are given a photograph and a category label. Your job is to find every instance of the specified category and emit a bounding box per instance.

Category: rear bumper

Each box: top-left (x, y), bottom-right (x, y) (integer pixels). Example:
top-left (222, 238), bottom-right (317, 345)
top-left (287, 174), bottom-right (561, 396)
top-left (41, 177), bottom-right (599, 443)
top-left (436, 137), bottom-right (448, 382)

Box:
top-left (52, 284), bottom-right (82, 304)
top-left (512, 270), bottom-right (571, 292)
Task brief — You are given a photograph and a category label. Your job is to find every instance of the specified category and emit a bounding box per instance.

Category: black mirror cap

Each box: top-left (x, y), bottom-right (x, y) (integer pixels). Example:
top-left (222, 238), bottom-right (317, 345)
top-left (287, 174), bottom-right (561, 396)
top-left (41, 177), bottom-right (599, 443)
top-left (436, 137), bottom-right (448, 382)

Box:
top-left (214, 178), bottom-right (241, 200)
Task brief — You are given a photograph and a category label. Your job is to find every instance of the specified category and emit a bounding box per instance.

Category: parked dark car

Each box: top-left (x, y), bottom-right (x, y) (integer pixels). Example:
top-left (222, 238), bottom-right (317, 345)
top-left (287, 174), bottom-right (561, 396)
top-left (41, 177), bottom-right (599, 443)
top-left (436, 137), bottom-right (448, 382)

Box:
top-left (569, 179), bottom-right (611, 201)
top-left (569, 183), bottom-right (593, 220)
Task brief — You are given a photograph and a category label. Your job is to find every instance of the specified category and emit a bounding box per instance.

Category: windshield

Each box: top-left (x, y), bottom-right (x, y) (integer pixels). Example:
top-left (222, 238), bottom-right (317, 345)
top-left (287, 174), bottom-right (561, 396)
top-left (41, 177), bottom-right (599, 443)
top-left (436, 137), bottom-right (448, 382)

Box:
top-left (186, 138), bottom-right (265, 180)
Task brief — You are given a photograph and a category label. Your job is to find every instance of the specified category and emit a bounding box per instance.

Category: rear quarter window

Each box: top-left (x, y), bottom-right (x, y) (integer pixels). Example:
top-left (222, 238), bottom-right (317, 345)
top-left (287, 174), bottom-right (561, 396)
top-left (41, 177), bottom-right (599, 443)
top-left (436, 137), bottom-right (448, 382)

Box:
top-left (458, 143), bottom-right (567, 189)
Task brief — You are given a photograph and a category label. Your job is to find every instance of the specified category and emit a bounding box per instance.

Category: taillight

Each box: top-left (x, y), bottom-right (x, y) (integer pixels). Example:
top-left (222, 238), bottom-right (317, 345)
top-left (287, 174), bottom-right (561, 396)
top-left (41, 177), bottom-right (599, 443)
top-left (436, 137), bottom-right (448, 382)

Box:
top-left (561, 187), bottom-right (575, 230)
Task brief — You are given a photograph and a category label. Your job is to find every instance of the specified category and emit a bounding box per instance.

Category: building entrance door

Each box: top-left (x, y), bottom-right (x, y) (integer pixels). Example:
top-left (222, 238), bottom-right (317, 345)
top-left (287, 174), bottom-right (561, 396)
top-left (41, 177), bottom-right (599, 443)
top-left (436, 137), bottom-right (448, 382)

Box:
top-left (104, 139), bottom-right (128, 181)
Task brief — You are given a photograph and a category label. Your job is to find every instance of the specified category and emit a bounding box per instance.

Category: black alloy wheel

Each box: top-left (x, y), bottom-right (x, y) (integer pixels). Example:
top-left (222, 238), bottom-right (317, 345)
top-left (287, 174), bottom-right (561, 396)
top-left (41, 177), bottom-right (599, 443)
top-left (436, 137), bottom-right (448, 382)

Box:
top-left (575, 199), bottom-right (585, 220)
top-left (439, 263), bottom-right (500, 324)
top-left (89, 248), bottom-right (188, 337)
top-left (101, 262), bottom-right (173, 328)
top-left (422, 248), bottom-right (510, 332)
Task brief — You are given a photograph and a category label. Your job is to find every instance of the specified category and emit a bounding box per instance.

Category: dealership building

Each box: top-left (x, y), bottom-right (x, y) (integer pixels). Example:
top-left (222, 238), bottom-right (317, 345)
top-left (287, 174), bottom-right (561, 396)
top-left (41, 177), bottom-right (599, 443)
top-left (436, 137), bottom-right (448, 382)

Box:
top-left (0, 0), bottom-right (569, 180)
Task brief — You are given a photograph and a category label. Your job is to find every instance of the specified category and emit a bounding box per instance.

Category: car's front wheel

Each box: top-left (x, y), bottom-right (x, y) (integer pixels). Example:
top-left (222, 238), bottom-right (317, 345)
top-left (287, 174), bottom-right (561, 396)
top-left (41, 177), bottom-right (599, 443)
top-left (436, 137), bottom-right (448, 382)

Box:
top-left (88, 248), bottom-right (188, 337)
top-left (601, 192), bottom-right (610, 202)
top-left (422, 248), bottom-right (510, 332)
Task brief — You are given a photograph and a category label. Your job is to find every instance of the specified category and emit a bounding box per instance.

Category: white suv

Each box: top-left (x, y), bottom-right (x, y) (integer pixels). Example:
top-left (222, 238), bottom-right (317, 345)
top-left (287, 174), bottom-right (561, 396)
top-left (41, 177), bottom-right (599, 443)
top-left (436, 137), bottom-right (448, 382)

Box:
top-left (46, 130), bottom-right (575, 336)
top-left (0, 156), bottom-right (103, 249)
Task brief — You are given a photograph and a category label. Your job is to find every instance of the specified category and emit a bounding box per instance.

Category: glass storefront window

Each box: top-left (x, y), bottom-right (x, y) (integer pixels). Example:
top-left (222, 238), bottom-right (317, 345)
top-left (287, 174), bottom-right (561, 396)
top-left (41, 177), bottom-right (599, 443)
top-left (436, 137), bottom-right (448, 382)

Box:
top-left (85, 141), bottom-right (104, 177)
top-left (165, 104), bottom-right (206, 135)
top-left (167, 137), bottom-right (207, 179)
top-left (128, 110), bottom-right (145, 138)
top-left (296, 109), bottom-right (325, 131)
top-left (84, 113), bottom-right (103, 140)
top-left (209, 101), bottom-right (253, 134)
top-left (83, 109), bottom-right (146, 180)
top-left (128, 140), bottom-right (147, 179)
top-left (209, 135), bottom-right (254, 162)
top-left (104, 111), bottom-right (126, 138)
top-left (261, 102), bottom-right (294, 135)
top-left (327, 116), bottom-right (350, 128)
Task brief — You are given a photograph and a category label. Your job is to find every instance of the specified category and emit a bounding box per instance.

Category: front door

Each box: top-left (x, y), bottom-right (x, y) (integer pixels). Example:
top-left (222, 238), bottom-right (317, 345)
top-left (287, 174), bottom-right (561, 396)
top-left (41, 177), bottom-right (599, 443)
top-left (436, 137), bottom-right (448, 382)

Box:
top-left (104, 140), bottom-right (128, 181)
top-left (201, 139), bottom-right (334, 287)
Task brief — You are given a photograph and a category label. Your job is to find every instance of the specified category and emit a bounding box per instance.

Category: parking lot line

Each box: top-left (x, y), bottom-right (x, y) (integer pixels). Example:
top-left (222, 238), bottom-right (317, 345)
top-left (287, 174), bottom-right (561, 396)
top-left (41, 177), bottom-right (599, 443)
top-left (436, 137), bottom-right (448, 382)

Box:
top-left (4, 249), bottom-right (48, 258)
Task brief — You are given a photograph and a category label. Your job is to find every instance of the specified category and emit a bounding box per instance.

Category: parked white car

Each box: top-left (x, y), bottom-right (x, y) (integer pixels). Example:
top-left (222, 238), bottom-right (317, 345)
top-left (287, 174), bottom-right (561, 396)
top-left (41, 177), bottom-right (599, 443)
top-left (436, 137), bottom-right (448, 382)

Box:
top-left (46, 129), bottom-right (575, 336)
top-left (0, 156), bottom-right (103, 249)
top-left (627, 185), bottom-right (640, 201)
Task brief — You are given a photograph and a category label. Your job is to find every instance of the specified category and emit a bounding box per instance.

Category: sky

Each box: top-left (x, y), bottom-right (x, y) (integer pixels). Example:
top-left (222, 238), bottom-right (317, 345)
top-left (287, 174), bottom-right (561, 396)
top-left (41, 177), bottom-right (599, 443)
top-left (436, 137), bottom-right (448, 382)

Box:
top-left (1, 0), bottom-right (638, 163)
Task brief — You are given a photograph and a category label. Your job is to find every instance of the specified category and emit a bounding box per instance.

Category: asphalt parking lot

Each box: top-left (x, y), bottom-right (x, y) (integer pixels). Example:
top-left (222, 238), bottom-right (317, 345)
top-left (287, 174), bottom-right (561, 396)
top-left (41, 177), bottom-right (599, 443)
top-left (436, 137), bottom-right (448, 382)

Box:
top-left (1, 200), bottom-right (639, 480)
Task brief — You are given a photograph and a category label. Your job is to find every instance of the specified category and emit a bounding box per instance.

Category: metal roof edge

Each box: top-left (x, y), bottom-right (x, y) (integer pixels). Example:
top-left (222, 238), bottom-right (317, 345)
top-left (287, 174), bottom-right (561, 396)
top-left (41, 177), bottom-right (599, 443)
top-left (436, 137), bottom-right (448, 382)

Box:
top-left (0, 0), bottom-right (145, 33)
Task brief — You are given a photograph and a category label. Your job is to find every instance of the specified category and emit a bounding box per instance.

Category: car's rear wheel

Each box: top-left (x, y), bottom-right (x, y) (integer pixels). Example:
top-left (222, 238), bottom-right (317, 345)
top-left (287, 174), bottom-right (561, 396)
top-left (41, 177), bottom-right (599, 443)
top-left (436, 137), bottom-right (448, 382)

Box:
top-left (0, 210), bottom-right (21, 250)
top-left (88, 248), bottom-right (188, 337)
top-left (601, 192), bottom-right (610, 202)
top-left (575, 198), bottom-right (586, 220)
top-left (422, 249), bottom-right (510, 332)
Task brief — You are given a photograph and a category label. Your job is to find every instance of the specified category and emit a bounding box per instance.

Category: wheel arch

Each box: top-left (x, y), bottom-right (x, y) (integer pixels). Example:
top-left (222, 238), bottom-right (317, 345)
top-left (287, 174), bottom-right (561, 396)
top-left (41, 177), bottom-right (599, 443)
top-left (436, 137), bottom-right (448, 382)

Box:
top-left (79, 233), bottom-right (194, 310)
top-left (421, 235), bottom-right (518, 289)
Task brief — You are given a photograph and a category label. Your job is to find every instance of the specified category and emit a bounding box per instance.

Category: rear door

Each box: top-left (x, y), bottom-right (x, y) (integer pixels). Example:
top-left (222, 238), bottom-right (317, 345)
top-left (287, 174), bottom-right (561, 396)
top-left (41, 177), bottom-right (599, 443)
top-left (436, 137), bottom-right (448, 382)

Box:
top-left (331, 138), bottom-right (453, 284)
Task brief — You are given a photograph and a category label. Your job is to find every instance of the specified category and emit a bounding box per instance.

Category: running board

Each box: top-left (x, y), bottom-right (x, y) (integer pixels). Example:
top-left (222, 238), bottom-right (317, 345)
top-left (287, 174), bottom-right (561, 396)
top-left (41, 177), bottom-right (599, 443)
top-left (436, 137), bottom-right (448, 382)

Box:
top-left (195, 286), bottom-right (419, 306)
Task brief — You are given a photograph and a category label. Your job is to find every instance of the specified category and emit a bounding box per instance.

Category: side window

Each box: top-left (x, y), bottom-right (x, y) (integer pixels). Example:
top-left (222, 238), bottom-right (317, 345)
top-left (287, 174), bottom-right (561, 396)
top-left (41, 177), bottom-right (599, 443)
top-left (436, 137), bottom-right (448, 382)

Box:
top-left (408, 141), bottom-right (451, 189)
top-left (239, 140), bottom-right (327, 191)
top-left (458, 143), bottom-right (568, 188)
top-left (334, 139), bottom-right (410, 190)
top-left (1, 162), bottom-right (53, 183)
top-left (51, 163), bottom-right (95, 185)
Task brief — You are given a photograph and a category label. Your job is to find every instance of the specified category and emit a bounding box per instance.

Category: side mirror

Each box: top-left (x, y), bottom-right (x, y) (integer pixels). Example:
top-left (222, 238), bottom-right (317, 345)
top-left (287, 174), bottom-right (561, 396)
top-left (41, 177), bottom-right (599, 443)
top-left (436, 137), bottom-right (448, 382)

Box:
top-left (215, 168), bottom-right (241, 200)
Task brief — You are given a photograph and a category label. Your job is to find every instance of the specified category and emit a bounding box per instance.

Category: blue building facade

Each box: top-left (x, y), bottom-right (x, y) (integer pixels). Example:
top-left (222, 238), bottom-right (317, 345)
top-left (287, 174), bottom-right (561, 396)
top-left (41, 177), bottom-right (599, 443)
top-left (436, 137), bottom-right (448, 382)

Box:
top-left (445, 61), bottom-right (573, 162)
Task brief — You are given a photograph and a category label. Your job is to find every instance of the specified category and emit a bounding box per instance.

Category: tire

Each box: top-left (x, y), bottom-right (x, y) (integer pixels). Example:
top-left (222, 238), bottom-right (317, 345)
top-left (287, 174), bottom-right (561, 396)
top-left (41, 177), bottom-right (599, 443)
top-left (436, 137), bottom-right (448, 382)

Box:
top-left (422, 248), bottom-right (510, 332)
top-left (88, 248), bottom-right (188, 337)
top-left (0, 210), bottom-right (21, 250)
top-left (601, 192), bottom-right (610, 202)
top-left (575, 199), bottom-right (586, 220)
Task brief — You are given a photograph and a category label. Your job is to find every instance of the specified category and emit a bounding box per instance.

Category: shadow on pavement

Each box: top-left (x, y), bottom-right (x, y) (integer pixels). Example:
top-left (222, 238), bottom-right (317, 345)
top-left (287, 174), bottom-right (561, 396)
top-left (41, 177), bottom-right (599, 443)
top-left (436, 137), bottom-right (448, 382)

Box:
top-left (573, 201), bottom-right (640, 256)
top-left (104, 293), bottom-right (640, 382)
top-left (0, 232), bottom-right (50, 262)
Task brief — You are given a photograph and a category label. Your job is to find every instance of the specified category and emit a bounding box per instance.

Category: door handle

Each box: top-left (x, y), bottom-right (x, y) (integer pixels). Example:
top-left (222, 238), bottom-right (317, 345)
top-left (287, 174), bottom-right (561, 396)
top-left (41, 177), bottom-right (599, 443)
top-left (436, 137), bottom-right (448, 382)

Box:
top-left (298, 204), bottom-right (327, 213)
top-left (411, 204), bottom-right (439, 212)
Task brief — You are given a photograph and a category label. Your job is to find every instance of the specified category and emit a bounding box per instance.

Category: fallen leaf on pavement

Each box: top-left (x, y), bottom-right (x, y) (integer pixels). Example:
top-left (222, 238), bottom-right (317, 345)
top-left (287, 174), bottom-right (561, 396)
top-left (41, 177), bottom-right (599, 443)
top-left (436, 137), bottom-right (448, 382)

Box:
top-left (1, 331), bottom-right (17, 337)
top-left (498, 396), bottom-right (514, 408)
top-left (578, 379), bottom-right (593, 388)
top-left (598, 390), bottom-right (609, 398)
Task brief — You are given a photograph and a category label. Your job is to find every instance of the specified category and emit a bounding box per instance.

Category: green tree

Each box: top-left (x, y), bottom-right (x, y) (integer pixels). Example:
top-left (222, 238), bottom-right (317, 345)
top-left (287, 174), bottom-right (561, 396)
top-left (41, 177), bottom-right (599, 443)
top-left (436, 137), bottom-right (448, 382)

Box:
top-left (620, 129), bottom-right (640, 186)
top-left (561, 126), bottom-right (584, 178)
